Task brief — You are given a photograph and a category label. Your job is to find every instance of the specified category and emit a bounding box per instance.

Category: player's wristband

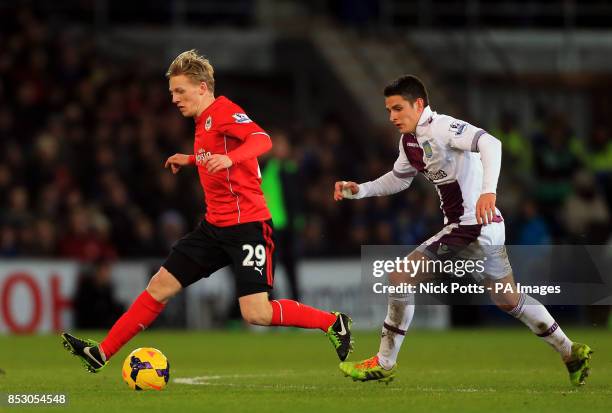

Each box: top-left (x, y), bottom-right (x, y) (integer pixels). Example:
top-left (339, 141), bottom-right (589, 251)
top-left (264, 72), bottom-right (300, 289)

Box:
top-left (188, 155), bottom-right (196, 165)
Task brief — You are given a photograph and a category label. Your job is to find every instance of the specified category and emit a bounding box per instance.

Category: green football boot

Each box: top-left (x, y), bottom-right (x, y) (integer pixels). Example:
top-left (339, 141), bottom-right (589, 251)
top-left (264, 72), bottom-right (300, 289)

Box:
top-left (565, 342), bottom-right (593, 386)
top-left (61, 332), bottom-right (107, 373)
top-left (326, 312), bottom-right (354, 361)
top-left (339, 355), bottom-right (396, 383)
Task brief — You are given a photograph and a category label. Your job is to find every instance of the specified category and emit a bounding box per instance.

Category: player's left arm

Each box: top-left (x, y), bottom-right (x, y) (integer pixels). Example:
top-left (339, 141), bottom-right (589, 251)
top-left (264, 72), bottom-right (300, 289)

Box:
top-left (475, 134), bottom-right (501, 225)
top-left (205, 133), bottom-right (272, 173)
top-left (205, 110), bottom-right (272, 173)
top-left (445, 119), bottom-right (502, 225)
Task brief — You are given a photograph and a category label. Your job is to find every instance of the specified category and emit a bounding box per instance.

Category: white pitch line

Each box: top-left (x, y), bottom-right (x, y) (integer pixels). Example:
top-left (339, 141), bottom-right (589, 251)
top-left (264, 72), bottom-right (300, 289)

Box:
top-left (176, 381), bottom-right (319, 390)
top-left (174, 371), bottom-right (302, 387)
top-left (174, 372), bottom-right (294, 385)
top-left (172, 377), bottom-right (610, 395)
top-left (175, 380), bottom-right (496, 393)
top-left (173, 374), bottom-right (318, 390)
top-left (413, 386), bottom-right (498, 393)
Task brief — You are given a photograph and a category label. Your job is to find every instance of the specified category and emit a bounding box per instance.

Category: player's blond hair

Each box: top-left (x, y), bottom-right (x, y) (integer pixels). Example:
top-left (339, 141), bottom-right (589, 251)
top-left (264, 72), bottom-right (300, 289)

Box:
top-left (166, 49), bottom-right (215, 92)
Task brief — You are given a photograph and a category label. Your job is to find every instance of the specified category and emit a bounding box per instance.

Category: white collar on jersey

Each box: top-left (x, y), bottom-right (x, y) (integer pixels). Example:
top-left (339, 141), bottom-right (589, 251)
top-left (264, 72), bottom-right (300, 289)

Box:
top-left (415, 106), bottom-right (435, 136)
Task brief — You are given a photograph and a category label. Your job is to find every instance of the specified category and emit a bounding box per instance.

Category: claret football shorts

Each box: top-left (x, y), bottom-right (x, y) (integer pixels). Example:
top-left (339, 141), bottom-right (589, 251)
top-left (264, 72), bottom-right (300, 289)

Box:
top-left (162, 219), bottom-right (276, 297)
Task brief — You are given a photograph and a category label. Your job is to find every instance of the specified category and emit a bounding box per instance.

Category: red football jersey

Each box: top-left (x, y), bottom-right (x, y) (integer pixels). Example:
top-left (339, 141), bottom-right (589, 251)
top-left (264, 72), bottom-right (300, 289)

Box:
top-left (192, 96), bottom-right (271, 227)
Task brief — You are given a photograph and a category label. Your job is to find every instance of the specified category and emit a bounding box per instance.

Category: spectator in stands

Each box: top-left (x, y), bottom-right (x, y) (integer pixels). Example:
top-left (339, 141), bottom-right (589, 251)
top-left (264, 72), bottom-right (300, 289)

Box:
top-left (58, 207), bottom-right (117, 261)
top-left (74, 260), bottom-right (124, 329)
top-left (562, 170), bottom-right (610, 244)
top-left (516, 198), bottom-right (552, 245)
top-left (127, 213), bottom-right (165, 257)
top-left (0, 225), bottom-right (18, 257)
top-left (533, 113), bottom-right (582, 235)
top-left (29, 218), bottom-right (58, 257)
top-left (573, 123), bottom-right (612, 210)
top-left (158, 210), bottom-right (186, 252)
top-left (492, 111), bottom-right (532, 178)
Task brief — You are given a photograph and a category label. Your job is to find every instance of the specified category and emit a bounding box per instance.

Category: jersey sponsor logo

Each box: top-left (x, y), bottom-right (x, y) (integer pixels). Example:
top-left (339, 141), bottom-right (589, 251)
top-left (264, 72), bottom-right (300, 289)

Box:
top-left (423, 168), bottom-right (448, 182)
top-left (449, 121), bottom-right (467, 136)
top-left (195, 148), bottom-right (212, 165)
top-left (423, 141), bottom-right (433, 158)
top-left (205, 115), bottom-right (212, 131)
top-left (406, 142), bottom-right (420, 148)
top-left (232, 113), bottom-right (252, 124)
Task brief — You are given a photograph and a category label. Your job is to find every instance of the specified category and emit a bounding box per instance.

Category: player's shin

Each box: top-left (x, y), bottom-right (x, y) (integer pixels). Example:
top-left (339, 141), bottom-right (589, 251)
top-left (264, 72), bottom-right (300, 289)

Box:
top-left (506, 293), bottom-right (572, 360)
top-left (377, 292), bottom-right (415, 370)
top-left (99, 290), bottom-right (166, 360)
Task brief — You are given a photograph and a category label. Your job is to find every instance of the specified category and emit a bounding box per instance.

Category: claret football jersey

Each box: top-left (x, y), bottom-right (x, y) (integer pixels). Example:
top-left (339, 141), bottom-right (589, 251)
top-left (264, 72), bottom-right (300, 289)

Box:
top-left (392, 106), bottom-right (501, 225)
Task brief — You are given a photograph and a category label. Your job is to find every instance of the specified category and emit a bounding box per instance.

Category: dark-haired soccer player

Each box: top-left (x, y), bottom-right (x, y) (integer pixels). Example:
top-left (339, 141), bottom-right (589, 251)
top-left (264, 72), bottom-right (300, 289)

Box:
top-left (61, 50), bottom-right (353, 372)
top-left (334, 75), bottom-right (592, 385)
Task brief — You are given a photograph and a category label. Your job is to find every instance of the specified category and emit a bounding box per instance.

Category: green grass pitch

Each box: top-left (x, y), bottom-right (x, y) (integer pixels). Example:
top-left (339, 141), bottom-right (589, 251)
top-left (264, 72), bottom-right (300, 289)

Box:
top-left (1, 328), bottom-right (610, 412)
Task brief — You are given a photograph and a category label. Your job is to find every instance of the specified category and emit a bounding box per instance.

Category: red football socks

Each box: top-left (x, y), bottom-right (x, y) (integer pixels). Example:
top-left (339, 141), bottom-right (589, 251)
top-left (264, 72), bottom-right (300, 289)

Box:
top-left (270, 299), bottom-right (336, 331)
top-left (99, 295), bottom-right (335, 359)
top-left (99, 290), bottom-right (165, 360)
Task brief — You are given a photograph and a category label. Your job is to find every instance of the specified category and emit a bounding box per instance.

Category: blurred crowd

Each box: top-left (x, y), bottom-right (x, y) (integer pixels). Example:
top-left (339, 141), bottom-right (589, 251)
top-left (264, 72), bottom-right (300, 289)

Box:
top-left (1, 9), bottom-right (611, 263)
top-left (0, 9), bottom-right (200, 261)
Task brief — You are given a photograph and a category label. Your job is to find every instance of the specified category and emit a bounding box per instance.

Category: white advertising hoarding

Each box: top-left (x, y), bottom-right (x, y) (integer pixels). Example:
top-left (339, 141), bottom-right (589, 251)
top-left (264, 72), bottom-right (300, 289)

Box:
top-left (0, 260), bottom-right (448, 334)
top-left (0, 261), bottom-right (148, 334)
top-left (0, 262), bottom-right (78, 334)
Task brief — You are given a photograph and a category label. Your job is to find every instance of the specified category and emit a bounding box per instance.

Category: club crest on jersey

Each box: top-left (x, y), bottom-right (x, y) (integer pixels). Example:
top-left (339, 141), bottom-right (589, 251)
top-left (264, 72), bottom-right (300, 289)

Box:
top-left (205, 115), bottom-right (212, 131)
top-left (449, 121), bottom-right (467, 136)
top-left (423, 141), bottom-right (433, 158)
top-left (232, 113), bottom-right (252, 124)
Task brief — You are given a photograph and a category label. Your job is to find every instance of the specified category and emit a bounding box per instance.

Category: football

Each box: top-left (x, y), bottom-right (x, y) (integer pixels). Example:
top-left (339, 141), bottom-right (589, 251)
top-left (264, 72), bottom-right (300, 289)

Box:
top-left (122, 347), bottom-right (170, 391)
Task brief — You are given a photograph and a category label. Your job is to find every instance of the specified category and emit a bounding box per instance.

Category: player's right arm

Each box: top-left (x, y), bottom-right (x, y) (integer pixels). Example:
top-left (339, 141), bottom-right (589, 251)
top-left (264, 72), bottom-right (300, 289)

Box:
top-left (334, 137), bottom-right (417, 201)
top-left (164, 153), bottom-right (195, 174)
